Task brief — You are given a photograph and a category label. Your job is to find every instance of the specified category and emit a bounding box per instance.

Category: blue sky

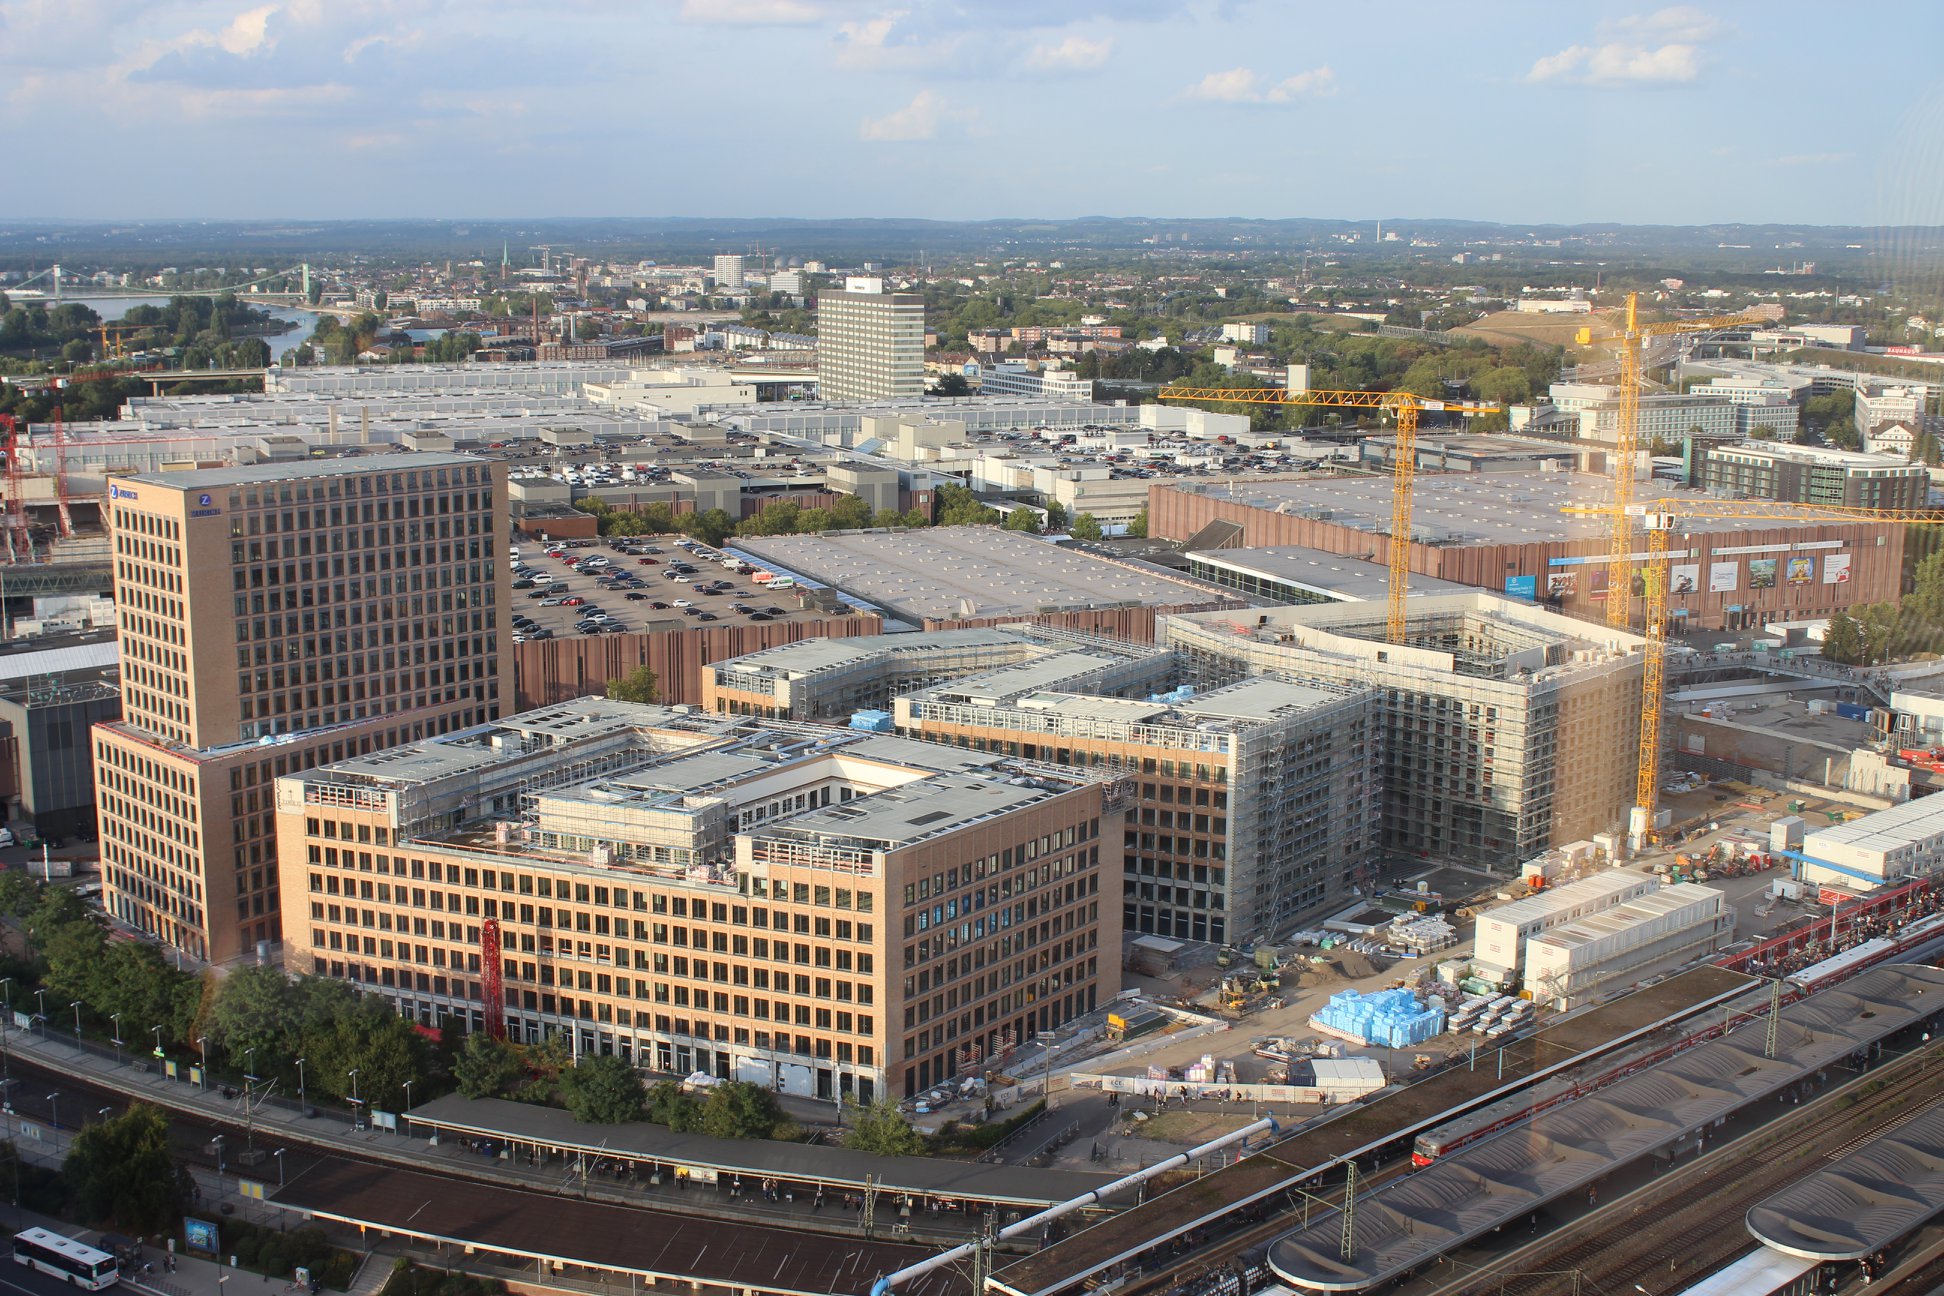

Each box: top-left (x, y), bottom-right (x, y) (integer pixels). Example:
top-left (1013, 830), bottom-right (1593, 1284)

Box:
top-left (2, 1), bottom-right (1939, 225)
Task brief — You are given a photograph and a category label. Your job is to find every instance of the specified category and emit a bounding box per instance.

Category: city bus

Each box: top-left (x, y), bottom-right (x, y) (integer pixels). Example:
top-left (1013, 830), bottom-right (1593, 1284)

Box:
top-left (12, 1229), bottom-right (120, 1288)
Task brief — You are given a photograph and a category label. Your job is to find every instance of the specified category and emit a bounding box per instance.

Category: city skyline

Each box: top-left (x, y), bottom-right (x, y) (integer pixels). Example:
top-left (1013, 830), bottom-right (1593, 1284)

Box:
top-left (1, 1), bottom-right (1939, 226)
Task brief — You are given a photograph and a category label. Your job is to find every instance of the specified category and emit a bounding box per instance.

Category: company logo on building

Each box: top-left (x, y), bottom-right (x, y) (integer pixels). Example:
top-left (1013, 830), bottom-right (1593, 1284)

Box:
top-left (198, 494), bottom-right (213, 507)
top-left (108, 484), bottom-right (138, 502)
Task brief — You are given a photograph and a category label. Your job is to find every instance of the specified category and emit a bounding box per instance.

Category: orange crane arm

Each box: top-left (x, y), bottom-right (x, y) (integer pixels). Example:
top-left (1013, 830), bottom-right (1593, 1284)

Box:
top-left (1156, 385), bottom-right (1497, 414)
top-left (1158, 384), bottom-right (1499, 643)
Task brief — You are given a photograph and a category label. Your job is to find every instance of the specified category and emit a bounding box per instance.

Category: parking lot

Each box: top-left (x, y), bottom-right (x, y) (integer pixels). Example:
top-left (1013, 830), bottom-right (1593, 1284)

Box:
top-left (508, 537), bottom-right (823, 643)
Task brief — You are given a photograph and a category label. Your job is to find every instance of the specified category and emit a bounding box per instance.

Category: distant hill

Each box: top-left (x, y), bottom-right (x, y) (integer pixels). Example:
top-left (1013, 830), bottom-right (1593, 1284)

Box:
top-left (1, 216), bottom-right (1940, 273)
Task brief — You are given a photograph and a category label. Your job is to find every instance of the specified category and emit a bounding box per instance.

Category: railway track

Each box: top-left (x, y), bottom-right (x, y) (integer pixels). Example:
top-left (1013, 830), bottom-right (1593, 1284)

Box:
top-left (1480, 1043), bottom-right (1944, 1296)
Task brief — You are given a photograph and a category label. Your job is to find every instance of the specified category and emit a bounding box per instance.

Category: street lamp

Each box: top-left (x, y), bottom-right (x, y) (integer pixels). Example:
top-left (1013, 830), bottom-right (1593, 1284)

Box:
top-left (402, 1079), bottom-right (414, 1133)
top-left (150, 1025), bottom-right (164, 1059)
top-left (196, 1035), bottom-right (208, 1089)
top-left (295, 1057), bottom-right (306, 1108)
top-left (272, 1148), bottom-right (287, 1187)
top-left (45, 1093), bottom-right (57, 1132)
top-left (68, 1001), bottom-right (80, 1044)
top-left (109, 1013), bottom-right (123, 1068)
top-left (211, 1134), bottom-right (225, 1174)
top-left (347, 1069), bottom-right (361, 1132)
top-left (32, 990), bottom-right (46, 1037)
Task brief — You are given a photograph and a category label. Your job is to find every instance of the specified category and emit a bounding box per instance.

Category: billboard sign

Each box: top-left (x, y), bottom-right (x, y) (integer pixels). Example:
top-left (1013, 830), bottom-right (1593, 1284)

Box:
top-left (1669, 564), bottom-right (1700, 596)
top-left (1547, 571), bottom-right (1576, 598)
top-left (184, 1219), bottom-right (220, 1255)
top-left (1709, 561), bottom-right (1739, 593)
top-left (1824, 553), bottom-right (1852, 584)
top-left (1786, 556), bottom-right (1815, 585)
top-left (1504, 575), bottom-right (1537, 601)
top-left (1748, 558), bottom-right (1778, 590)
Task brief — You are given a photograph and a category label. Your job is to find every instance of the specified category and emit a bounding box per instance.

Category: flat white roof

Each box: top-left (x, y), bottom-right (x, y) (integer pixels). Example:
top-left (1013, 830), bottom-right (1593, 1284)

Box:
top-left (1806, 795), bottom-right (1944, 855)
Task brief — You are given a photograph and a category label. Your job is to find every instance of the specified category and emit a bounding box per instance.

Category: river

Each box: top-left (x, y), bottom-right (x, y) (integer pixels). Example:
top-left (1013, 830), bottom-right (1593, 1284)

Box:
top-left (39, 295), bottom-right (448, 353)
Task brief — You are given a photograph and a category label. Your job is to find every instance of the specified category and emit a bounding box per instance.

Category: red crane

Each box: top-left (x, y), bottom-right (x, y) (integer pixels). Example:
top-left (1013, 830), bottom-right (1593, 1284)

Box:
top-left (481, 916), bottom-right (505, 1039)
top-left (0, 415), bottom-right (33, 563)
top-left (49, 404), bottom-right (72, 538)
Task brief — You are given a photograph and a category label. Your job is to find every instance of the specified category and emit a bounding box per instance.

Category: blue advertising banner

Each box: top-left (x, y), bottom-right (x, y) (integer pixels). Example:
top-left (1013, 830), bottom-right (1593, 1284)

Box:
top-left (1503, 575), bottom-right (1537, 600)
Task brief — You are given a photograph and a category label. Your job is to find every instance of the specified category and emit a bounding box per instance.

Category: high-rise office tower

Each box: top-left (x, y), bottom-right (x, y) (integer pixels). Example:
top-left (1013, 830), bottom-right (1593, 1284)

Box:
top-left (94, 453), bottom-right (511, 965)
top-left (816, 277), bottom-right (925, 402)
top-left (712, 254), bottom-right (746, 292)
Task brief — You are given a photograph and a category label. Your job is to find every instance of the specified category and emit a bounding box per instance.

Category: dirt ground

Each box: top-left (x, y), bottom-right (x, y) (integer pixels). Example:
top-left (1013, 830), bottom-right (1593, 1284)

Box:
top-left (1453, 309), bottom-right (1620, 349)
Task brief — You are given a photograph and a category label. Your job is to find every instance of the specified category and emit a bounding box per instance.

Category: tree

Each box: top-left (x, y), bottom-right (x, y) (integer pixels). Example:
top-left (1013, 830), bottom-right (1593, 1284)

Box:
top-left (1914, 429), bottom-right (1943, 466)
top-left (644, 1080), bottom-right (701, 1131)
top-left (930, 373), bottom-right (971, 397)
top-left (64, 1104), bottom-right (192, 1232)
top-left (298, 999), bottom-right (429, 1110)
top-left (1003, 508), bottom-right (1041, 534)
top-left (1470, 365), bottom-right (1533, 406)
top-left (842, 1098), bottom-right (925, 1156)
top-left (1823, 416), bottom-right (1861, 451)
top-left (560, 1054), bottom-right (645, 1124)
top-left (936, 483), bottom-right (999, 527)
top-left (1042, 502), bottom-right (1070, 533)
top-left (452, 1033), bottom-right (524, 1100)
top-left (1069, 512), bottom-right (1104, 541)
top-left (698, 1081), bottom-right (783, 1139)
top-left (605, 665), bottom-right (660, 704)
top-left (1822, 609), bottom-right (1863, 664)
top-left (205, 964), bottom-right (297, 1068)
top-left (1127, 507), bottom-right (1149, 539)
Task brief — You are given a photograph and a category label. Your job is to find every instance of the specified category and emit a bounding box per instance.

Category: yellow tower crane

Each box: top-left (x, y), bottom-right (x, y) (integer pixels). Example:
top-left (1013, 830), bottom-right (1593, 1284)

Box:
top-left (1578, 294), bottom-right (1771, 631)
top-left (1156, 386), bottom-right (1500, 642)
top-left (1565, 498), bottom-right (1944, 841)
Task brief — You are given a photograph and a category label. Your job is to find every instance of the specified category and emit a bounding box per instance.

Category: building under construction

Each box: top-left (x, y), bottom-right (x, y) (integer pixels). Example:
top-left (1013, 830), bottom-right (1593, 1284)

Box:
top-left (1164, 592), bottom-right (1645, 870)
top-left (705, 626), bottom-right (1381, 943)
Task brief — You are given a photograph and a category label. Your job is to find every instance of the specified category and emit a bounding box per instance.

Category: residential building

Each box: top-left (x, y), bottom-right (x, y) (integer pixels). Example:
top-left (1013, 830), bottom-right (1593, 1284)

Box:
top-left (712, 255), bottom-right (746, 292)
top-left (816, 279), bottom-right (926, 403)
top-left (96, 454), bottom-right (511, 965)
top-left (1220, 322), bottom-right (1271, 346)
top-left (1856, 383), bottom-right (1941, 440)
top-left (1164, 593), bottom-right (1646, 869)
top-left (276, 698), bottom-right (1125, 1099)
top-left (1697, 442), bottom-right (1929, 512)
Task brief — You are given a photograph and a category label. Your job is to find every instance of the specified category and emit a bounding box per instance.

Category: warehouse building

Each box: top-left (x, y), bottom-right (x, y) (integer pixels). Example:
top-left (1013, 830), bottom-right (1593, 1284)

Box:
top-left (277, 698), bottom-right (1125, 1100)
top-left (1470, 870), bottom-right (1658, 986)
top-left (728, 526), bottom-right (1240, 636)
top-left (1164, 593), bottom-right (1644, 870)
top-left (1150, 472), bottom-right (1902, 632)
top-left (1524, 883), bottom-right (1732, 1009)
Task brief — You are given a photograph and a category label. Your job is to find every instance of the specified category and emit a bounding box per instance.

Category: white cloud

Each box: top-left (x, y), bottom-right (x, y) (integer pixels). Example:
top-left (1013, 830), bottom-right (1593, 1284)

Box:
top-left (860, 89), bottom-right (945, 141)
top-left (1186, 65), bottom-right (1335, 105)
top-left (1025, 33), bottom-right (1112, 72)
top-left (1612, 6), bottom-right (1727, 43)
top-left (1528, 7), bottom-right (1727, 86)
top-left (343, 28), bottom-right (422, 61)
top-left (676, 0), bottom-right (822, 24)
top-left (217, 5), bottom-right (277, 55)
top-left (835, 8), bottom-right (959, 70)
